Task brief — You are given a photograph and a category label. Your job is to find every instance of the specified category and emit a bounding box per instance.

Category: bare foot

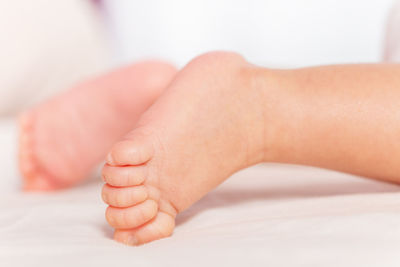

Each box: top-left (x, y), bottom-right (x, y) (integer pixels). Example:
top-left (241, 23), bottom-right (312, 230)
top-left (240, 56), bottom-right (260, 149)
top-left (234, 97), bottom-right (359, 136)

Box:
top-left (101, 52), bottom-right (270, 245)
top-left (19, 61), bottom-right (177, 190)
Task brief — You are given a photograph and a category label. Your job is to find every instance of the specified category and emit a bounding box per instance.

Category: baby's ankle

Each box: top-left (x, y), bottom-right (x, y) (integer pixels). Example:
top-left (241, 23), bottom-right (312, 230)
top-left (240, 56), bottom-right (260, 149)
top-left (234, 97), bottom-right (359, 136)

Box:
top-left (247, 66), bottom-right (296, 164)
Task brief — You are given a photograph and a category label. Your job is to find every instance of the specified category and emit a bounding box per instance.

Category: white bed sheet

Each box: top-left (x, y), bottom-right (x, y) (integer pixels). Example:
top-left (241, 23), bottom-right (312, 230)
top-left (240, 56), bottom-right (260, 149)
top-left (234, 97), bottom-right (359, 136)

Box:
top-left (1, 118), bottom-right (400, 267)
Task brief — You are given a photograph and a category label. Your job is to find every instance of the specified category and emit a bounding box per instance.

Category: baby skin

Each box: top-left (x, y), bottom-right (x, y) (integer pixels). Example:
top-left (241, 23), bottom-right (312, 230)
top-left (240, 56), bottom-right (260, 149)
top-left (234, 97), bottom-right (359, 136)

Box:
top-left (19, 61), bottom-right (176, 190)
top-left (102, 52), bottom-right (400, 245)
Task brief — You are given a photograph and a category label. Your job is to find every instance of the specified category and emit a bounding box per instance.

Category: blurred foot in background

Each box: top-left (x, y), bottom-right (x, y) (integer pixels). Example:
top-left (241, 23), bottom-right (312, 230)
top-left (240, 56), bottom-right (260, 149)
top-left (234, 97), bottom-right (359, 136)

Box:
top-left (0, 0), bottom-right (111, 192)
top-left (19, 61), bottom-right (176, 190)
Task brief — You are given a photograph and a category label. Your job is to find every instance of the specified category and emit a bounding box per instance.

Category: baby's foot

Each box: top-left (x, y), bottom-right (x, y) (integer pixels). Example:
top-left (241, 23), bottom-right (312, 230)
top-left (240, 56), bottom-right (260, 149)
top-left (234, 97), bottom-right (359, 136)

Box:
top-left (19, 61), bottom-right (176, 190)
top-left (102, 52), bottom-right (270, 245)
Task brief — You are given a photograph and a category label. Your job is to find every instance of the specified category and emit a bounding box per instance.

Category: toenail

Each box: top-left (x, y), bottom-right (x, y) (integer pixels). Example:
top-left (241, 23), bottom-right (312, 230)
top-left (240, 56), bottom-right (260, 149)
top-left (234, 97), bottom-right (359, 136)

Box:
top-left (126, 235), bottom-right (138, 246)
top-left (106, 210), bottom-right (115, 224)
top-left (102, 192), bottom-right (108, 203)
top-left (106, 153), bottom-right (115, 165)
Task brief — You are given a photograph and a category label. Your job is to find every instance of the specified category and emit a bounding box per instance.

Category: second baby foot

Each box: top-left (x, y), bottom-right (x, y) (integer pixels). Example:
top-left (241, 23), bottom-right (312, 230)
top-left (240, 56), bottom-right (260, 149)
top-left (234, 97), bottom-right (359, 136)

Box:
top-left (19, 61), bottom-right (176, 190)
top-left (102, 52), bottom-right (270, 245)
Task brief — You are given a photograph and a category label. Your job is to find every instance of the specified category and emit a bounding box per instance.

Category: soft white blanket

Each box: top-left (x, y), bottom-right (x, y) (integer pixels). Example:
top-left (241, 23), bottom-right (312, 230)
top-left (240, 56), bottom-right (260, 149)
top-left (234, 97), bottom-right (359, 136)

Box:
top-left (1, 119), bottom-right (400, 267)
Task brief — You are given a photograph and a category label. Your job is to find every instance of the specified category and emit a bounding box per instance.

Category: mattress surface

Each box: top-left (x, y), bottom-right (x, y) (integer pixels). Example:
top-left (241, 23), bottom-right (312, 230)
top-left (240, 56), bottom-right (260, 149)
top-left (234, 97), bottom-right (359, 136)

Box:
top-left (1, 119), bottom-right (400, 267)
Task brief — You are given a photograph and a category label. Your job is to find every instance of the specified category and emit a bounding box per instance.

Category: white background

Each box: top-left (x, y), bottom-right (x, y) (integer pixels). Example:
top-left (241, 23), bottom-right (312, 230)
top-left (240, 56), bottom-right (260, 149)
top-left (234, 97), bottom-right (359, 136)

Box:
top-left (104, 0), bottom-right (396, 68)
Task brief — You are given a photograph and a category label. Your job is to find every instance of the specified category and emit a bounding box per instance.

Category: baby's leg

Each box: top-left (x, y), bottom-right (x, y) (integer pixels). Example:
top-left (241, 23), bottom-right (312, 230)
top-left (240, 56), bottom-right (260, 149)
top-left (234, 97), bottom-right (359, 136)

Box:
top-left (19, 61), bottom-right (176, 190)
top-left (261, 63), bottom-right (400, 183)
top-left (102, 52), bottom-right (400, 246)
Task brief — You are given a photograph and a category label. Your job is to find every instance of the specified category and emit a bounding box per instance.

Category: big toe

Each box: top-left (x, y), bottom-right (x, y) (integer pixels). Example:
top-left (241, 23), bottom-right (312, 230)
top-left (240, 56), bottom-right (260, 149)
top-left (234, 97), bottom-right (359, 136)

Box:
top-left (107, 138), bottom-right (154, 166)
top-left (113, 211), bottom-right (175, 246)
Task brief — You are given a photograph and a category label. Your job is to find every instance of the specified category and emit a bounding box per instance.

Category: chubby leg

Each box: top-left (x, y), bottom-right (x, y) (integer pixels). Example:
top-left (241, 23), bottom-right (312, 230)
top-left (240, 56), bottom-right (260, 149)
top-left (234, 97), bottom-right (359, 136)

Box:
top-left (262, 63), bottom-right (400, 183)
top-left (19, 61), bottom-right (176, 190)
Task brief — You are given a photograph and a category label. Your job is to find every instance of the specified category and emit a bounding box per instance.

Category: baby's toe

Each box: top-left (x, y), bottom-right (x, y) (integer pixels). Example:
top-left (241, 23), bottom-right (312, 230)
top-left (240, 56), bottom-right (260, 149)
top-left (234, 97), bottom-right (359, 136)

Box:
top-left (107, 139), bottom-right (154, 166)
top-left (19, 148), bottom-right (35, 177)
top-left (18, 111), bottom-right (56, 191)
top-left (19, 114), bottom-right (35, 174)
top-left (114, 211), bottom-right (175, 246)
top-left (102, 165), bottom-right (147, 187)
top-left (102, 184), bottom-right (148, 208)
top-left (106, 199), bottom-right (158, 229)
